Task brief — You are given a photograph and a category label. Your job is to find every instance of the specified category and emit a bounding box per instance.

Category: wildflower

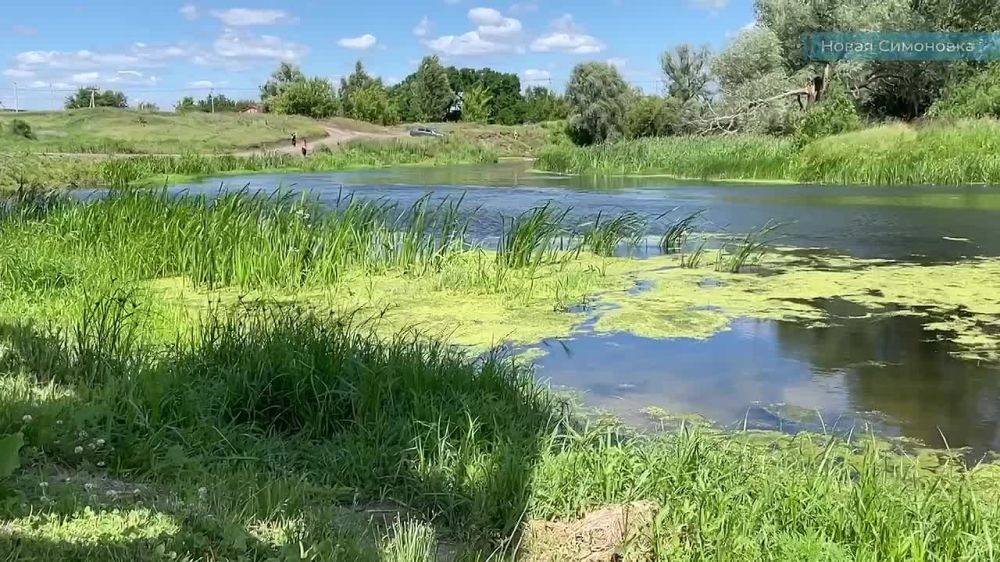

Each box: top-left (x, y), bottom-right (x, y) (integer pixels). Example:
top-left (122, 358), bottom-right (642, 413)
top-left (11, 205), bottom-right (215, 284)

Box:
top-left (84, 483), bottom-right (94, 491)
top-left (197, 487), bottom-right (208, 499)
top-left (95, 439), bottom-right (105, 446)
top-left (22, 414), bottom-right (32, 423)
top-left (74, 446), bottom-right (84, 454)
top-left (38, 482), bottom-right (48, 488)
top-left (55, 420), bottom-right (63, 425)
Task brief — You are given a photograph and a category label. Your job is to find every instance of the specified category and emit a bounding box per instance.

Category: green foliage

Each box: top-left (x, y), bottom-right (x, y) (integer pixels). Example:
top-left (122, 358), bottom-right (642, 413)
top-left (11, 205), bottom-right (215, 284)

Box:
top-left (460, 84), bottom-right (492, 124)
top-left (795, 82), bottom-right (862, 145)
top-left (930, 63), bottom-right (1000, 119)
top-left (399, 56), bottom-right (454, 122)
top-left (339, 61), bottom-right (381, 118)
top-left (65, 88), bottom-right (127, 109)
top-left (660, 44), bottom-right (712, 104)
top-left (565, 62), bottom-right (630, 145)
top-left (626, 95), bottom-right (682, 138)
top-left (0, 433), bottom-right (23, 480)
top-left (446, 66), bottom-right (524, 125)
top-left (712, 27), bottom-right (784, 89)
top-left (522, 87), bottom-right (569, 123)
top-left (270, 77), bottom-right (339, 119)
top-left (348, 85), bottom-right (399, 126)
top-left (175, 94), bottom-right (254, 113)
top-left (259, 62), bottom-right (306, 109)
top-left (6, 119), bottom-right (35, 140)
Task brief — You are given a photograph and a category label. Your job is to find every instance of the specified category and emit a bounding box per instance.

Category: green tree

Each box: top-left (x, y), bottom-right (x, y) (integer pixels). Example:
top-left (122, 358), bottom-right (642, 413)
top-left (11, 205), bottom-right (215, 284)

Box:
top-left (712, 27), bottom-right (784, 90)
top-left (271, 78), bottom-right (339, 118)
top-left (446, 67), bottom-right (524, 124)
top-left (348, 85), bottom-right (399, 125)
top-left (565, 62), bottom-right (630, 145)
top-left (406, 56), bottom-right (454, 122)
top-left (175, 97), bottom-right (197, 112)
top-left (461, 84), bottom-right (492, 123)
top-left (65, 87), bottom-right (128, 109)
top-left (340, 61), bottom-right (381, 118)
top-left (260, 62), bottom-right (306, 110)
top-left (660, 45), bottom-right (712, 105)
top-left (523, 87), bottom-right (569, 123)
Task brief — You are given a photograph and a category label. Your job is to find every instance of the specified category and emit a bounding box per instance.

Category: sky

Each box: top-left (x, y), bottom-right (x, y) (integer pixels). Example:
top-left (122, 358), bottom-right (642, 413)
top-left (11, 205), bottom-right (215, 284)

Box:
top-left (1, 0), bottom-right (755, 111)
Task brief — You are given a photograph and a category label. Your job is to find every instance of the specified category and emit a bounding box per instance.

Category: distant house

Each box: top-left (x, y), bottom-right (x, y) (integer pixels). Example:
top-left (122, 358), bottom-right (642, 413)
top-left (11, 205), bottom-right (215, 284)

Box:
top-left (242, 104), bottom-right (262, 114)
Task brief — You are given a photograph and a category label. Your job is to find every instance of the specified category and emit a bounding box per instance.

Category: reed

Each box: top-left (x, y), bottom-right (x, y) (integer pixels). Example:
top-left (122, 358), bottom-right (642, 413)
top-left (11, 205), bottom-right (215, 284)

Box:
top-left (580, 210), bottom-right (647, 257)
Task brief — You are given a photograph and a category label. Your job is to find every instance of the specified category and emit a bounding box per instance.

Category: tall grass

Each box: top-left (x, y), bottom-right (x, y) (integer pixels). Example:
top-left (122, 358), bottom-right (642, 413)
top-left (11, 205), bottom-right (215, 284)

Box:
top-left (535, 119), bottom-right (1000, 186)
top-left (2, 296), bottom-right (998, 559)
top-left (495, 203), bottom-right (573, 269)
top-left (580, 210), bottom-right (647, 257)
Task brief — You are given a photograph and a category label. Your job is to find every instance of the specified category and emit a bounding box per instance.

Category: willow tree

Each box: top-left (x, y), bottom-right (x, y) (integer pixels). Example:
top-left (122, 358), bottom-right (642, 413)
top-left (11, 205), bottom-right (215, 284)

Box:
top-left (564, 62), bottom-right (630, 145)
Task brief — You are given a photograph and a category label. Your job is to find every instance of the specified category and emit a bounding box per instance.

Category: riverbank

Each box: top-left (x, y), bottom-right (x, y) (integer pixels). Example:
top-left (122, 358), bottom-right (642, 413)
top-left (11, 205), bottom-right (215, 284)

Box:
top-left (537, 119), bottom-right (1000, 186)
top-left (2, 191), bottom-right (999, 559)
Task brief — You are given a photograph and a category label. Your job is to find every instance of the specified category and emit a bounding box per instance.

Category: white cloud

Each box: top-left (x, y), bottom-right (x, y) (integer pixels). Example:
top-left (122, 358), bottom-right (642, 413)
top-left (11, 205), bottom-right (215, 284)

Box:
top-left (210, 29), bottom-right (308, 63)
top-left (211, 8), bottom-right (296, 26)
top-left (426, 7), bottom-right (523, 55)
top-left (606, 57), bottom-right (628, 69)
top-left (690, 0), bottom-right (729, 9)
top-left (179, 4), bottom-right (199, 20)
top-left (523, 68), bottom-right (550, 82)
top-left (413, 16), bottom-right (432, 37)
top-left (188, 80), bottom-right (216, 88)
top-left (531, 14), bottom-right (605, 54)
top-left (70, 72), bottom-right (100, 84)
top-left (3, 68), bottom-right (36, 79)
top-left (338, 34), bottom-right (378, 50)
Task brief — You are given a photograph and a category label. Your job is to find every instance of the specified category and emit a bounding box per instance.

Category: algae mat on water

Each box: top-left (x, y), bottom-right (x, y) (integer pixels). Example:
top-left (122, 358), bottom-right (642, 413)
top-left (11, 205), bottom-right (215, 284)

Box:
top-left (147, 251), bottom-right (1000, 363)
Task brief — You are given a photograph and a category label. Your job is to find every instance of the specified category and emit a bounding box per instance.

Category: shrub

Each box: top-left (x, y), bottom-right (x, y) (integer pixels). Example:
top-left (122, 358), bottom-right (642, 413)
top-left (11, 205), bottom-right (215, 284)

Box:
top-left (929, 63), bottom-right (1000, 119)
top-left (271, 77), bottom-right (339, 118)
top-left (626, 96), bottom-right (682, 138)
top-left (6, 119), bottom-right (35, 140)
top-left (795, 82), bottom-right (862, 146)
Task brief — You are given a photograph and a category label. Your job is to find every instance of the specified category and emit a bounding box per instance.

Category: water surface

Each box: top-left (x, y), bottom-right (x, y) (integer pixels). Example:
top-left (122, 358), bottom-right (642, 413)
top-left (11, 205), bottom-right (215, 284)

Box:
top-left (174, 163), bottom-right (1000, 453)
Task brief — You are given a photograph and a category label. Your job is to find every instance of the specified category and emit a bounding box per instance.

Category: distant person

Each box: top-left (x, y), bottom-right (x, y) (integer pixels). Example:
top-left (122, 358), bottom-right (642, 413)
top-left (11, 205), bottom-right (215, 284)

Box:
top-left (301, 139), bottom-right (308, 157)
top-left (291, 132), bottom-right (297, 147)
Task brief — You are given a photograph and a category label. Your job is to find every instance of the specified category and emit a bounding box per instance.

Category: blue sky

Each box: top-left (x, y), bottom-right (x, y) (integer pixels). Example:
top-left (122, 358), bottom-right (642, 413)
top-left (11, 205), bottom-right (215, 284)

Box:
top-left (1, 0), bottom-right (754, 110)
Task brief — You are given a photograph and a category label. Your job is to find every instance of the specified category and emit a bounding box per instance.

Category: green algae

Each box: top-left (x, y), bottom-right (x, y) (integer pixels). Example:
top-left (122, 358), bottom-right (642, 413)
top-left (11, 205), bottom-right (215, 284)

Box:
top-left (595, 252), bottom-right (1000, 362)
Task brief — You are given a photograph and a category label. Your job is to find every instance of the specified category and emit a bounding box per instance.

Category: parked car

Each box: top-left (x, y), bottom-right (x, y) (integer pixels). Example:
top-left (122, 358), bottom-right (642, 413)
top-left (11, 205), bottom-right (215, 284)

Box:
top-left (409, 126), bottom-right (444, 138)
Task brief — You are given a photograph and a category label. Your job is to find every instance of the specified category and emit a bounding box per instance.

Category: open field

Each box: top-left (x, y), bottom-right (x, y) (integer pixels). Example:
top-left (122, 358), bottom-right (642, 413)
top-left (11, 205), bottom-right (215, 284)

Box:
top-left (0, 109), bottom-right (330, 154)
top-left (1, 190), bottom-right (999, 559)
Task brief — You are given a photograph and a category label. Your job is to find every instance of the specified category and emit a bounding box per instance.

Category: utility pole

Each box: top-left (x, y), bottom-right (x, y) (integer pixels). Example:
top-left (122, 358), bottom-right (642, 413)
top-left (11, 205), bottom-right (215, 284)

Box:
top-left (12, 82), bottom-right (18, 112)
top-left (90, 88), bottom-right (96, 109)
top-left (210, 88), bottom-right (215, 113)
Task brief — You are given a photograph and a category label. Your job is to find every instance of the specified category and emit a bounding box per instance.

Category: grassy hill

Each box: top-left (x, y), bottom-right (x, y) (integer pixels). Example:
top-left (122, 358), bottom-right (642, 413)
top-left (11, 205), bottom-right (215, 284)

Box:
top-left (0, 109), bottom-right (328, 154)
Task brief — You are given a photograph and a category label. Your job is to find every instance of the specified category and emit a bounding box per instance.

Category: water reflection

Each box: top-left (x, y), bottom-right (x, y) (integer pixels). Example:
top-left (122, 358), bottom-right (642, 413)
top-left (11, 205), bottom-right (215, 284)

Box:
top-left (534, 300), bottom-right (1000, 456)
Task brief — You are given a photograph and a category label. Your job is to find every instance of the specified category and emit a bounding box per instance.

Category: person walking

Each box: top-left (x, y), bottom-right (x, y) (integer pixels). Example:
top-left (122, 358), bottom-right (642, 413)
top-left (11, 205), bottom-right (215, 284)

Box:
top-left (301, 139), bottom-right (308, 157)
top-left (291, 132), bottom-right (297, 147)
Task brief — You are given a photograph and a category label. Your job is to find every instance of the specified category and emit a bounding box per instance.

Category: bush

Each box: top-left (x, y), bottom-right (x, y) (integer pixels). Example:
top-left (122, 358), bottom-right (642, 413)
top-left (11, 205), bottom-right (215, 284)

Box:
top-left (929, 63), bottom-right (1000, 119)
top-left (271, 78), bottom-right (339, 118)
top-left (626, 96), bottom-right (682, 138)
top-left (6, 119), bottom-right (35, 140)
top-left (795, 83), bottom-right (862, 146)
top-left (348, 85), bottom-right (399, 125)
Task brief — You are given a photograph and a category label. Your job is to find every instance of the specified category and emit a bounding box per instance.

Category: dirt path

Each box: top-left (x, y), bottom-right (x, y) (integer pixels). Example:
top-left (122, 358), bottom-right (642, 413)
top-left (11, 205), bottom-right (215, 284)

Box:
top-left (237, 123), bottom-right (406, 156)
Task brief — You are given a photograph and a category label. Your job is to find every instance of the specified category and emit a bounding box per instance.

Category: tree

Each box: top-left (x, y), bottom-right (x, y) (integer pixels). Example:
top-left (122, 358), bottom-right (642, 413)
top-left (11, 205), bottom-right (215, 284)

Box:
top-left (406, 56), bottom-right (454, 122)
top-left (348, 85), bottom-right (399, 125)
top-left (271, 78), bottom-right (338, 118)
top-left (260, 62), bottom-right (306, 109)
top-left (795, 81), bottom-right (862, 145)
top-left (446, 67), bottom-right (524, 124)
top-left (340, 61), bottom-right (381, 118)
top-left (712, 27), bottom-right (784, 90)
top-left (65, 87), bottom-right (127, 109)
top-left (461, 84), bottom-right (492, 123)
top-left (523, 87), bottom-right (569, 123)
top-left (660, 45), bottom-right (712, 105)
top-left (929, 63), bottom-right (1000, 119)
top-left (175, 97), bottom-right (197, 112)
top-left (564, 62), bottom-right (630, 145)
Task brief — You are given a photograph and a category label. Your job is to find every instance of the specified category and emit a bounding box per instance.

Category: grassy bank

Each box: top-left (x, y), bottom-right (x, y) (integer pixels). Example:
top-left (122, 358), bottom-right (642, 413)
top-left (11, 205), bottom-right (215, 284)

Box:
top-left (1, 191), bottom-right (999, 559)
top-left (1, 137), bottom-right (499, 190)
top-left (0, 109), bottom-right (328, 154)
top-left (537, 119), bottom-right (1000, 186)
